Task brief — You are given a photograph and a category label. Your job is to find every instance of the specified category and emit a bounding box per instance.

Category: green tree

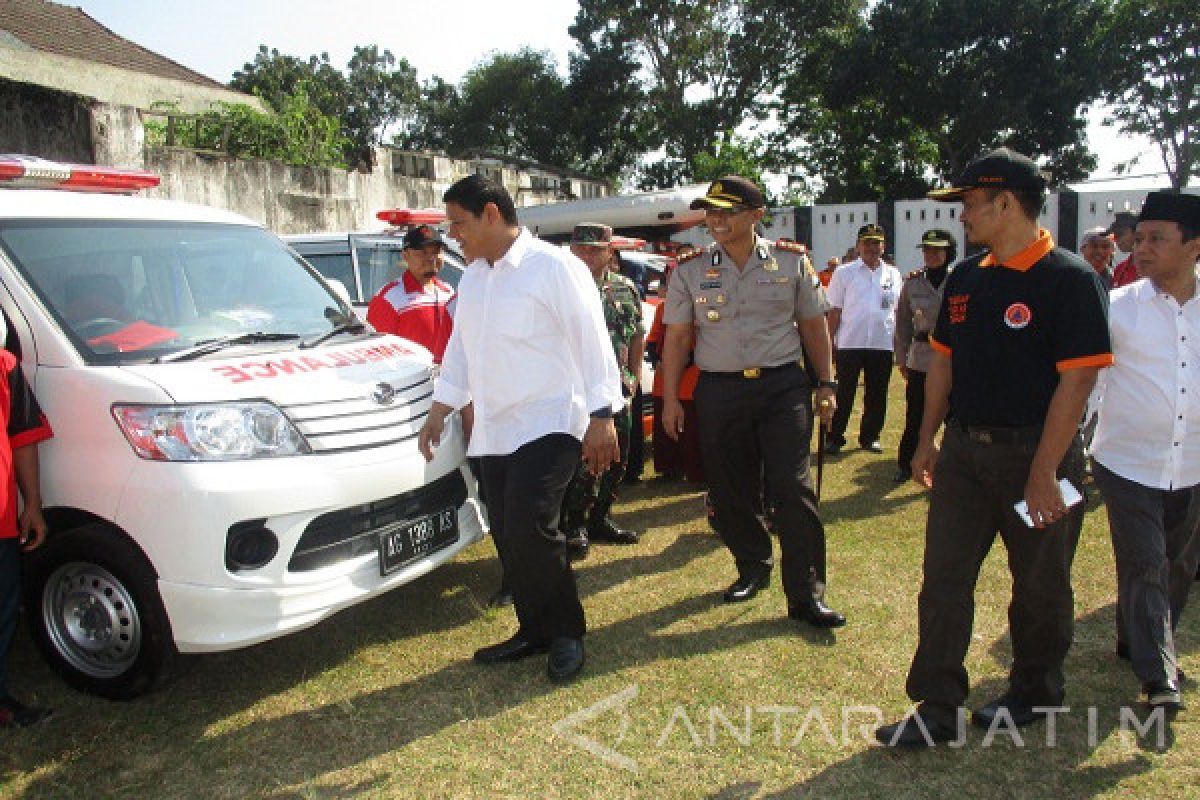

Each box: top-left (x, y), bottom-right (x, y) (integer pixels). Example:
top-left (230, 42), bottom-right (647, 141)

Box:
top-left (570, 0), bottom-right (864, 187)
top-left (782, 0), bottom-right (1111, 200)
top-left (230, 45), bottom-right (419, 170)
top-left (1104, 0), bottom-right (1199, 189)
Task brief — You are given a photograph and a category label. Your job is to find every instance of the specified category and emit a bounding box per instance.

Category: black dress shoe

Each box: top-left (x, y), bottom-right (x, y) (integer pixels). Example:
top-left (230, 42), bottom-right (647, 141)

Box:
top-left (788, 598), bottom-right (847, 629)
top-left (565, 528), bottom-right (589, 562)
top-left (723, 574), bottom-right (768, 603)
top-left (823, 438), bottom-right (845, 455)
top-left (473, 635), bottom-right (547, 664)
top-left (1143, 680), bottom-right (1183, 709)
top-left (862, 440), bottom-right (884, 453)
top-left (875, 714), bottom-right (962, 747)
top-left (547, 637), bottom-right (585, 682)
top-left (971, 693), bottom-right (1054, 729)
top-left (587, 517), bottom-right (640, 545)
top-left (487, 585), bottom-right (514, 608)
top-left (892, 467), bottom-right (912, 483)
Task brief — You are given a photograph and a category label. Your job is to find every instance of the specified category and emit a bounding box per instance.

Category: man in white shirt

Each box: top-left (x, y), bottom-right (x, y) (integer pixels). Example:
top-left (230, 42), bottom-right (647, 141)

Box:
top-left (1092, 190), bottom-right (1200, 710)
top-left (417, 175), bottom-right (623, 683)
top-left (825, 223), bottom-right (903, 453)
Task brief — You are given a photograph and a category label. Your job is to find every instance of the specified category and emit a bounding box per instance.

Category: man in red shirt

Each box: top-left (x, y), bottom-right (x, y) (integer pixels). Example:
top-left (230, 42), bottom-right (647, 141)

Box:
top-left (366, 225), bottom-right (455, 362)
top-left (0, 346), bottom-right (53, 728)
top-left (1108, 211), bottom-right (1140, 289)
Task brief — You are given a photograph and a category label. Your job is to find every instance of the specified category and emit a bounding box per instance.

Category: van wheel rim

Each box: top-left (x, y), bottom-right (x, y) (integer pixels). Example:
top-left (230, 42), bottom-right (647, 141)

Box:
top-left (42, 562), bottom-right (141, 678)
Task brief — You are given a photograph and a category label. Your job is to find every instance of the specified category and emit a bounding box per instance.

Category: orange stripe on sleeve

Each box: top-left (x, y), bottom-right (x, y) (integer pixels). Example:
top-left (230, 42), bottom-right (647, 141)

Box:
top-left (929, 337), bottom-right (951, 355)
top-left (1057, 353), bottom-right (1114, 372)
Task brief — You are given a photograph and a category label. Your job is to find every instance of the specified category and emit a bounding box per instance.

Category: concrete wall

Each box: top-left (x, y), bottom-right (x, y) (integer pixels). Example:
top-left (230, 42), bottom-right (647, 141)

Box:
top-left (0, 44), bottom-right (266, 114)
top-left (0, 78), bottom-right (92, 162)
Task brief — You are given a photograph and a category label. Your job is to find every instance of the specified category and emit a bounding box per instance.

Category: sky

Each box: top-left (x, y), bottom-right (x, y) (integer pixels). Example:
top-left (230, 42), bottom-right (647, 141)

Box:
top-left (72, 0), bottom-right (1162, 187)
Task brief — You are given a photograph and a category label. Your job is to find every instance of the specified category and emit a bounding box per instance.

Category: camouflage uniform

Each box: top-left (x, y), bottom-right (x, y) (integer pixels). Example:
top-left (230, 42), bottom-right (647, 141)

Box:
top-left (561, 269), bottom-right (643, 534)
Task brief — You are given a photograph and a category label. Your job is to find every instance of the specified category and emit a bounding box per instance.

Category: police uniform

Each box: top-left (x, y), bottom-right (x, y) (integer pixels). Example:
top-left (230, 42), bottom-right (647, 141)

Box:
top-left (891, 149), bottom-right (1114, 740)
top-left (664, 218), bottom-right (844, 625)
top-left (893, 231), bottom-right (954, 480)
top-left (560, 269), bottom-right (643, 543)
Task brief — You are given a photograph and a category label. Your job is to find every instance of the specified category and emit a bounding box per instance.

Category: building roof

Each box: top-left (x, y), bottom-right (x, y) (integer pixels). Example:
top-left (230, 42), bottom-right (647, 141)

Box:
top-left (0, 0), bottom-right (228, 90)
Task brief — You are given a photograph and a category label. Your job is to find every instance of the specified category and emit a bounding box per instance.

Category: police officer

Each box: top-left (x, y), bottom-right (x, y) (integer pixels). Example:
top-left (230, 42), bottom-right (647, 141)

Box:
top-left (876, 148), bottom-right (1112, 747)
top-left (892, 229), bottom-right (957, 482)
top-left (661, 176), bottom-right (845, 628)
top-left (560, 223), bottom-right (644, 558)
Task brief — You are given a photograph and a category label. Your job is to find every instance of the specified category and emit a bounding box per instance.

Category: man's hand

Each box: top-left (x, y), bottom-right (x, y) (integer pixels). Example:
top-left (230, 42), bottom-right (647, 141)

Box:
top-left (18, 505), bottom-right (48, 552)
top-left (814, 387), bottom-right (836, 430)
top-left (661, 397), bottom-right (685, 441)
top-left (582, 417), bottom-right (620, 476)
top-left (911, 437), bottom-right (940, 489)
top-left (418, 408), bottom-right (451, 462)
top-left (1023, 469), bottom-right (1067, 529)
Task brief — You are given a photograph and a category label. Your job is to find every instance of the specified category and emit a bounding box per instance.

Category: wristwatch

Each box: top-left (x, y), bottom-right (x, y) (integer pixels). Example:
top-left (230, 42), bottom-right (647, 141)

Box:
top-left (590, 406), bottom-right (614, 419)
top-left (817, 380), bottom-right (839, 391)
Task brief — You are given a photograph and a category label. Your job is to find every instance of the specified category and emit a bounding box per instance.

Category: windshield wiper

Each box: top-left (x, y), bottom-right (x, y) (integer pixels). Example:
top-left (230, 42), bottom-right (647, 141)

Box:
top-left (299, 321), bottom-right (368, 349)
top-left (154, 332), bottom-right (302, 363)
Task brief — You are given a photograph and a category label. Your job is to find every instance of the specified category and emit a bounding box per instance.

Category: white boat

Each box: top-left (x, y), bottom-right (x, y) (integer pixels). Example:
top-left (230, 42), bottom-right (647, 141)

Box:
top-left (518, 184), bottom-right (709, 241)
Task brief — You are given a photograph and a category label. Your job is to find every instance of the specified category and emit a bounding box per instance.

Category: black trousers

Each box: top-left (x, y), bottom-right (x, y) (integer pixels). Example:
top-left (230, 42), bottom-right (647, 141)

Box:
top-left (479, 434), bottom-right (586, 642)
top-left (830, 348), bottom-right (893, 447)
top-left (626, 387), bottom-right (646, 480)
top-left (0, 538), bottom-right (19, 698)
top-left (694, 366), bottom-right (829, 604)
top-left (906, 425), bottom-right (1085, 723)
top-left (897, 369), bottom-right (926, 472)
top-left (1093, 462), bottom-right (1200, 686)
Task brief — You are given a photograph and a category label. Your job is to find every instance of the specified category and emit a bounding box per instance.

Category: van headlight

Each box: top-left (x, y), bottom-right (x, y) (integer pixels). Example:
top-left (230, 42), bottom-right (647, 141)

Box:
top-left (112, 403), bottom-right (310, 461)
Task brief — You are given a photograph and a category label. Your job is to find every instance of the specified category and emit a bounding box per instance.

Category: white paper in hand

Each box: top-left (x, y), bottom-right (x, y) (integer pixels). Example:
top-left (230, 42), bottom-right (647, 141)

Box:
top-left (1014, 479), bottom-right (1084, 527)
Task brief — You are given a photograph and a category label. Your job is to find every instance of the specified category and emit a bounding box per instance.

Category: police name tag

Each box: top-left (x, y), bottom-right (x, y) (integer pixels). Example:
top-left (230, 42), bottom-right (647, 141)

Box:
top-left (757, 277), bottom-right (790, 285)
top-left (700, 280), bottom-right (722, 290)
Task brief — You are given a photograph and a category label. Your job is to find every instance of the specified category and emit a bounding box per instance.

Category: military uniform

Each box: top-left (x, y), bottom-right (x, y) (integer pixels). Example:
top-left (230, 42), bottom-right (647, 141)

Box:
top-left (893, 265), bottom-right (950, 477)
top-left (560, 269), bottom-right (643, 539)
top-left (664, 233), bottom-right (841, 618)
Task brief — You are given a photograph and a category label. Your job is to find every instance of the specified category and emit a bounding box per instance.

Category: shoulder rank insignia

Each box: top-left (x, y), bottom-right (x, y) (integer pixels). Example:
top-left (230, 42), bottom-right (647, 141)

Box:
top-left (678, 248), bottom-right (704, 264)
top-left (774, 239), bottom-right (808, 255)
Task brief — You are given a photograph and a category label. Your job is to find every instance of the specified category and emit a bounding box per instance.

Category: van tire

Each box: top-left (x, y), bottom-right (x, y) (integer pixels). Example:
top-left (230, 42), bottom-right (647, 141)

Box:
top-left (24, 524), bottom-right (176, 700)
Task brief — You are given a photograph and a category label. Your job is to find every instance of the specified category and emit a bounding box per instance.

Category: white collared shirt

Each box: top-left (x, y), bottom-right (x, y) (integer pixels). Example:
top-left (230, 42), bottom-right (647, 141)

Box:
top-left (826, 258), bottom-right (902, 350)
top-left (1093, 277), bottom-right (1200, 490)
top-left (432, 229), bottom-right (624, 457)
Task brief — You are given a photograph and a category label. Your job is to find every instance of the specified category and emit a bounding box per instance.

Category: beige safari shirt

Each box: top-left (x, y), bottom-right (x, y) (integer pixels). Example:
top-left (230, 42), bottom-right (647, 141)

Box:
top-left (893, 267), bottom-right (950, 373)
top-left (664, 236), bottom-right (828, 372)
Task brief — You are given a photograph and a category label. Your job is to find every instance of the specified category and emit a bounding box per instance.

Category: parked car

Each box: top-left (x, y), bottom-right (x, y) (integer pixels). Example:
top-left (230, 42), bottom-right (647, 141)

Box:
top-left (0, 156), bottom-right (484, 698)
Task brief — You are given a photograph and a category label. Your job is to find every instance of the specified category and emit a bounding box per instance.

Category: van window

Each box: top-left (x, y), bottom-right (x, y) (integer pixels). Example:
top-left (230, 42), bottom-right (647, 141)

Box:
top-left (0, 221), bottom-right (353, 364)
top-left (302, 253), bottom-right (357, 301)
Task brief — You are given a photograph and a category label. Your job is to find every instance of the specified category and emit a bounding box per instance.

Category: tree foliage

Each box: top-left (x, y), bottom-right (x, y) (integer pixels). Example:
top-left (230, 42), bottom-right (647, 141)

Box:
top-left (781, 0), bottom-right (1111, 200)
top-left (230, 45), bottom-right (419, 170)
top-left (1104, 0), bottom-right (1199, 189)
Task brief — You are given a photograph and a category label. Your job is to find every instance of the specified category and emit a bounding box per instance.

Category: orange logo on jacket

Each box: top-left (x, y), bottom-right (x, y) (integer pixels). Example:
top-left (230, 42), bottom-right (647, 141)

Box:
top-left (1004, 303), bottom-right (1032, 329)
top-left (948, 294), bottom-right (970, 324)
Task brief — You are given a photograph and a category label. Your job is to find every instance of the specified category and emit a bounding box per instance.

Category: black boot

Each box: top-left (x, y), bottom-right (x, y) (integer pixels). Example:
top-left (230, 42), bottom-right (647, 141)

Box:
top-left (587, 498), bottom-right (639, 545)
top-left (788, 579), bottom-right (846, 628)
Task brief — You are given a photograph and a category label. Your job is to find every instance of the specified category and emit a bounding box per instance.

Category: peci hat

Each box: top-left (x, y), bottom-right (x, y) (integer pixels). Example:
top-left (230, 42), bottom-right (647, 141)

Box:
top-left (689, 175), bottom-right (766, 211)
top-left (857, 223), bottom-right (886, 242)
top-left (928, 147), bottom-right (1048, 202)
top-left (570, 222), bottom-right (614, 246)
top-left (402, 224), bottom-right (444, 250)
top-left (918, 229), bottom-right (954, 248)
top-left (1105, 211), bottom-right (1138, 235)
top-left (1137, 191), bottom-right (1200, 231)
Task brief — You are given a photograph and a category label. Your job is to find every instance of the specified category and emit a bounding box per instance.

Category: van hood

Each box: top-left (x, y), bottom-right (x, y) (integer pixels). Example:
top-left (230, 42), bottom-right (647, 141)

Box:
top-left (120, 336), bottom-right (435, 404)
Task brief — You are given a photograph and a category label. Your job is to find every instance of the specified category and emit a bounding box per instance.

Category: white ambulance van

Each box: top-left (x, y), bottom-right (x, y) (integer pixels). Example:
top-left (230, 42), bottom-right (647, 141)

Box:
top-left (0, 156), bottom-right (484, 698)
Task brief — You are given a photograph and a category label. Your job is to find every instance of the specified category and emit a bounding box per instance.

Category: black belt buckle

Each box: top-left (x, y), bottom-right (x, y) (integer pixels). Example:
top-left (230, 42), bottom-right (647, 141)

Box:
top-left (742, 368), bottom-right (762, 379)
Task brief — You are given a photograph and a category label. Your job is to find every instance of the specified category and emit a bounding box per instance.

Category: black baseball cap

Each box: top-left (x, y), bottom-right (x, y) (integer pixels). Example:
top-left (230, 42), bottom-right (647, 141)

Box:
top-left (1138, 191), bottom-right (1200, 230)
top-left (918, 229), bottom-right (955, 248)
top-left (857, 223), bottom-right (886, 242)
top-left (928, 147), bottom-right (1048, 202)
top-left (689, 175), bottom-right (766, 211)
top-left (402, 225), bottom-right (444, 249)
top-left (1105, 211), bottom-right (1138, 235)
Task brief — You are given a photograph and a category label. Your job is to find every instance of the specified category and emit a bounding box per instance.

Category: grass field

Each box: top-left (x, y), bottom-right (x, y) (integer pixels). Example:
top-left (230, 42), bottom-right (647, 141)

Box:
top-left (2, 376), bottom-right (1198, 799)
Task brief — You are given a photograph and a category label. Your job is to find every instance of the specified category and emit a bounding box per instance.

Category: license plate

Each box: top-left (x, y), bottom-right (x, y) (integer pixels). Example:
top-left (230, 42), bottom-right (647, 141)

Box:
top-left (378, 507), bottom-right (459, 576)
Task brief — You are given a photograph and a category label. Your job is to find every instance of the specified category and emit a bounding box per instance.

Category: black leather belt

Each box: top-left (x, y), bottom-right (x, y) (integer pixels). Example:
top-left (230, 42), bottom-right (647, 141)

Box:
top-left (914, 332), bottom-right (930, 342)
top-left (950, 420), bottom-right (1042, 445)
top-left (702, 363), bottom-right (797, 380)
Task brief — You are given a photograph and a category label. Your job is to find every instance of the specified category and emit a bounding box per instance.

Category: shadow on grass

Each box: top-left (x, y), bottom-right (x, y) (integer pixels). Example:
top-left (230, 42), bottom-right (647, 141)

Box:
top-left (819, 455), bottom-right (923, 524)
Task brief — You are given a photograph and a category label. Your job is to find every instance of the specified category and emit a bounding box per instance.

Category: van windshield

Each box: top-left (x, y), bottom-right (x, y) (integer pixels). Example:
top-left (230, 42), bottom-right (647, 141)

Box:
top-left (0, 221), bottom-right (357, 364)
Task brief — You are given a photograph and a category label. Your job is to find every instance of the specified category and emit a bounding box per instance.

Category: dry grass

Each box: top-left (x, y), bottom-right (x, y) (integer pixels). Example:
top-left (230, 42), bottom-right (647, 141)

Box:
top-left (2, 376), bottom-right (1198, 799)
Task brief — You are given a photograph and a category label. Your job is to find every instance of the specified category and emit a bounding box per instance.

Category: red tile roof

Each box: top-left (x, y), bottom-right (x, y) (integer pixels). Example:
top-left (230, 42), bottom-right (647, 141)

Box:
top-left (0, 0), bottom-right (229, 90)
